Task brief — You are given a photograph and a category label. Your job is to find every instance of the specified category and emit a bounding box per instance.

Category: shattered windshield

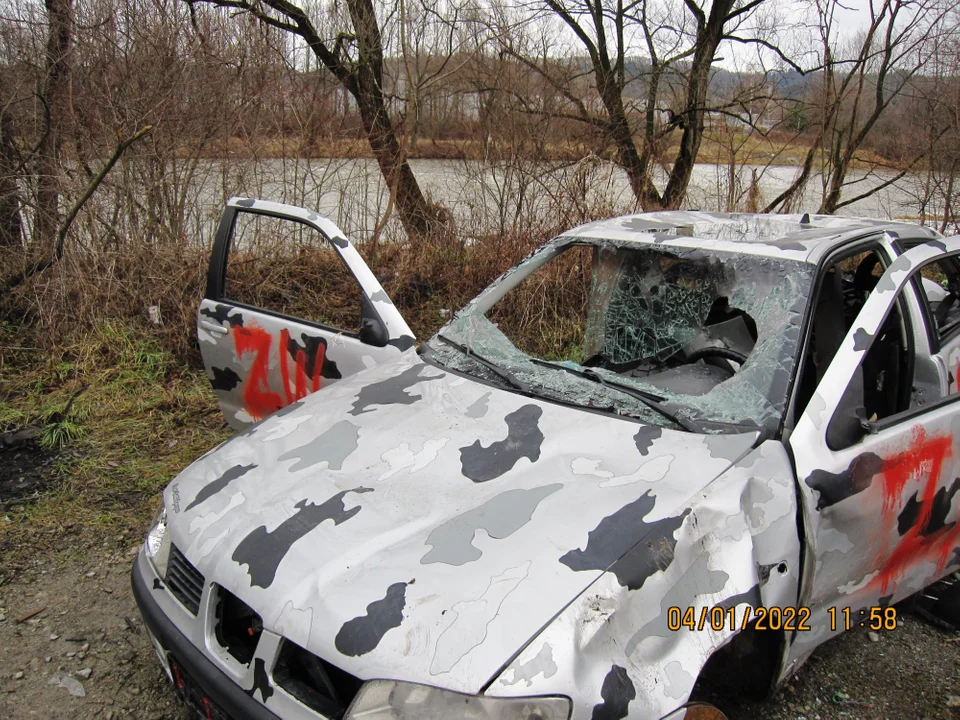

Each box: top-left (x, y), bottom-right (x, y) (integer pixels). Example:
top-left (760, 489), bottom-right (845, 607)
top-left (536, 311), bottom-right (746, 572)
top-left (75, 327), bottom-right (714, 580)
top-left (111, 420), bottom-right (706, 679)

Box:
top-left (424, 239), bottom-right (814, 433)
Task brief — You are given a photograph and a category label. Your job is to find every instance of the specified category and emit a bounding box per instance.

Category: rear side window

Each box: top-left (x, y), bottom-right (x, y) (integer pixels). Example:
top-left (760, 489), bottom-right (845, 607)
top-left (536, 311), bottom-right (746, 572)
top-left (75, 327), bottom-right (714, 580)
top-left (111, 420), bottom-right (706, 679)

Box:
top-left (224, 211), bottom-right (361, 334)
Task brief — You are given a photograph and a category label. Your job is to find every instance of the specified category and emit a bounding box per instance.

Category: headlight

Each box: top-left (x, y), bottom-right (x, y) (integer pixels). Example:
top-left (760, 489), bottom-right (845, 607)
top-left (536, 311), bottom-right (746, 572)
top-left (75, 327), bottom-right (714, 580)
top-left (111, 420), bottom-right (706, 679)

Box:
top-left (345, 680), bottom-right (570, 720)
top-left (144, 506), bottom-right (170, 576)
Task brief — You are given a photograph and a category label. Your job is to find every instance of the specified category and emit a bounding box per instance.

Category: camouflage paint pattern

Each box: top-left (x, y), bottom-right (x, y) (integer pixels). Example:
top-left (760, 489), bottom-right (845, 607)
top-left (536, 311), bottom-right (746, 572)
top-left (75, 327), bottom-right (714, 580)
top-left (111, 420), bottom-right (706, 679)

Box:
top-left (136, 209), bottom-right (960, 719)
top-left (148, 351), bottom-right (784, 717)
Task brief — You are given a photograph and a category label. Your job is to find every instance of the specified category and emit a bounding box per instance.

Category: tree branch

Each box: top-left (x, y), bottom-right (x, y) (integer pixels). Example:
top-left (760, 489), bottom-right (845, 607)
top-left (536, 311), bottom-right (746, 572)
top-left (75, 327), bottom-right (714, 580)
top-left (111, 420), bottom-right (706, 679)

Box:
top-left (55, 125), bottom-right (153, 260)
top-left (722, 35), bottom-right (807, 74)
top-left (5, 126), bottom-right (152, 292)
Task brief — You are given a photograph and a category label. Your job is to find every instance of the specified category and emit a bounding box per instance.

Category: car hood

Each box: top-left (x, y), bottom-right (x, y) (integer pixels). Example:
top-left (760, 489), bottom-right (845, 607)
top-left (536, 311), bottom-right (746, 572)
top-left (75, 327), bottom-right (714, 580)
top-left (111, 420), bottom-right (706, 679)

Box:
top-left (166, 352), bottom-right (758, 694)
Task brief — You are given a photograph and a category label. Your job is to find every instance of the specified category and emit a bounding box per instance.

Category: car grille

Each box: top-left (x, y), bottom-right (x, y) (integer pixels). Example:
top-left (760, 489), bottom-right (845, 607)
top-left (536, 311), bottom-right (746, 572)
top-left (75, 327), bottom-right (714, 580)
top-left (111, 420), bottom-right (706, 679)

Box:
top-left (165, 545), bottom-right (205, 615)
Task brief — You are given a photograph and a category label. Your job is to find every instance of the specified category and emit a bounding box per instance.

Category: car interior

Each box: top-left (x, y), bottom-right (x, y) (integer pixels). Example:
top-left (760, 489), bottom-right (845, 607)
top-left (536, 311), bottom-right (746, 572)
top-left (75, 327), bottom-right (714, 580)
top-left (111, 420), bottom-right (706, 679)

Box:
top-left (577, 250), bottom-right (763, 396)
top-left (793, 247), bottom-right (914, 447)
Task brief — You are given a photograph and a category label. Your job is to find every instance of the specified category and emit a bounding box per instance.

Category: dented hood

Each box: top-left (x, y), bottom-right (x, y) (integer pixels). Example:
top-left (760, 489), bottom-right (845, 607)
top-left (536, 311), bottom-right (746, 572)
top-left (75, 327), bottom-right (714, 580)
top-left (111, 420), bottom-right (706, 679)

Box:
top-left (166, 352), bottom-right (758, 694)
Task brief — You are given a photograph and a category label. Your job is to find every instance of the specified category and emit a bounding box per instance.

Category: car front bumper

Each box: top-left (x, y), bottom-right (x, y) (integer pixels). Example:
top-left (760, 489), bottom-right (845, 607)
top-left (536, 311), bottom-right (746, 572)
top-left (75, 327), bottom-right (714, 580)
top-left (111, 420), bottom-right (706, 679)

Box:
top-left (132, 548), bottom-right (728, 720)
top-left (131, 549), bottom-right (281, 720)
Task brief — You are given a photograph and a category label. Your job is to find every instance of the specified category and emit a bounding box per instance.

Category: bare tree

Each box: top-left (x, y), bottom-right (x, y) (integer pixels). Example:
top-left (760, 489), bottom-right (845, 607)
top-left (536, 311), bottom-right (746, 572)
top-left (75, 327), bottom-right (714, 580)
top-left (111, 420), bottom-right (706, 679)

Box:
top-left (184, 0), bottom-right (447, 237)
top-left (0, 102), bottom-right (23, 248)
top-left (765, 0), bottom-right (954, 214)
top-left (0, 0), bottom-right (154, 287)
top-left (895, 11), bottom-right (960, 233)
top-left (34, 0), bottom-right (73, 250)
top-left (484, 0), bottom-right (790, 210)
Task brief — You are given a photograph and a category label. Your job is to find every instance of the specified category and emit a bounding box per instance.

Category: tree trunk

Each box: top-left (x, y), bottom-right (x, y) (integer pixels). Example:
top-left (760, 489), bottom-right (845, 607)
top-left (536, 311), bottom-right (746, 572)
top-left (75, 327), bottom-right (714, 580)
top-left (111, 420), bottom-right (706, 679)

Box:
top-left (661, 0), bottom-right (734, 209)
top-left (819, 134), bottom-right (853, 214)
top-left (352, 70), bottom-right (437, 236)
top-left (607, 94), bottom-right (660, 209)
top-left (594, 67), bottom-right (659, 209)
top-left (762, 127), bottom-right (823, 213)
top-left (941, 161), bottom-right (956, 235)
top-left (344, 0), bottom-right (438, 236)
top-left (35, 0), bottom-right (72, 251)
top-left (0, 110), bottom-right (23, 248)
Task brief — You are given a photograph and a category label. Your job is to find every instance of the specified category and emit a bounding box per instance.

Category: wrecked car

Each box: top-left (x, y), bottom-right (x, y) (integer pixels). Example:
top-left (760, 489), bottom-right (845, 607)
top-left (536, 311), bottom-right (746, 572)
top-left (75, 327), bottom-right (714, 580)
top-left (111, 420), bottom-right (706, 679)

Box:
top-left (132, 199), bottom-right (960, 720)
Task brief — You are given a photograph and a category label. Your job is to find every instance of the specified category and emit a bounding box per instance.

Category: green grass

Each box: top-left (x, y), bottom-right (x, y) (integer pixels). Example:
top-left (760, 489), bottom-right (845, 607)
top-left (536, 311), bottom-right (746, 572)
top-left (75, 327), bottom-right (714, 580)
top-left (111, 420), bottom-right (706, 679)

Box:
top-left (39, 418), bottom-right (86, 450)
top-left (0, 321), bottom-right (232, 564)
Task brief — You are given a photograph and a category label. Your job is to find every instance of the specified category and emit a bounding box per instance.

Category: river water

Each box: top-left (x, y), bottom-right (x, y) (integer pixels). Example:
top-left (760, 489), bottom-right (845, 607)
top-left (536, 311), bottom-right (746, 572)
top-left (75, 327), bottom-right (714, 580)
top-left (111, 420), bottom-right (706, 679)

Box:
top-left (148, 157), bottom-right (935, 247)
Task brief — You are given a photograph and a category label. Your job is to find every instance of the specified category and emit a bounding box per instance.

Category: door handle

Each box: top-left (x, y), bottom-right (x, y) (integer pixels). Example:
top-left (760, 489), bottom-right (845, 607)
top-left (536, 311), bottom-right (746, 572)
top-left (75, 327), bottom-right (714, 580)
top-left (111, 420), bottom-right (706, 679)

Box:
top-left (200, 321), bottom-right (229, 336)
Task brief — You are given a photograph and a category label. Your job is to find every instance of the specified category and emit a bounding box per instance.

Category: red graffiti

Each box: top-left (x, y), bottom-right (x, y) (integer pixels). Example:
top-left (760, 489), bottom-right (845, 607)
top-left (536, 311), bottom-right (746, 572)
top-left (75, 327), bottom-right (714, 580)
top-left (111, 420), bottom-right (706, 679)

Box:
top-left (278, 328), bottom-right (324, 404)
top-left (232, 324), bottom-right (286, 420)
top-left (878, 427), bottom-right (951, 519)
top-left (874, 426), bottom-right (957, 593)
top-left (232, 323), bottom-right (325, 420)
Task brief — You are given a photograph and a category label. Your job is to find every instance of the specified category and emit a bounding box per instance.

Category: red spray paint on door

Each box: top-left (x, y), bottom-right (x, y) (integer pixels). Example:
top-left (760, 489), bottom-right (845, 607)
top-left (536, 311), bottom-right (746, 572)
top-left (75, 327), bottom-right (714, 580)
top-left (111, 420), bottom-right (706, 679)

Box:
top-left (232, 323), bottom-right (327, 420)
top-left (874, 426), bottom-right (958, 593)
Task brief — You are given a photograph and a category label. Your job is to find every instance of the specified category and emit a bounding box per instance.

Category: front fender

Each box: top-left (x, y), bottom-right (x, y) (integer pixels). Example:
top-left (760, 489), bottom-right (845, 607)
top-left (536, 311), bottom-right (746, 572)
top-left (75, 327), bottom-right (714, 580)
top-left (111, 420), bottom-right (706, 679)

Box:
top-left (486, 440), bottom-right (801, 719)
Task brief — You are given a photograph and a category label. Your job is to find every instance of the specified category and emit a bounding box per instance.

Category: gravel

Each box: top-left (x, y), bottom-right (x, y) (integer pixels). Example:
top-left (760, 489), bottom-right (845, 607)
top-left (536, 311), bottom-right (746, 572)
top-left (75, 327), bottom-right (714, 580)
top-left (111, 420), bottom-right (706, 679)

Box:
top-left (0, 550), bottom-right (957, 719)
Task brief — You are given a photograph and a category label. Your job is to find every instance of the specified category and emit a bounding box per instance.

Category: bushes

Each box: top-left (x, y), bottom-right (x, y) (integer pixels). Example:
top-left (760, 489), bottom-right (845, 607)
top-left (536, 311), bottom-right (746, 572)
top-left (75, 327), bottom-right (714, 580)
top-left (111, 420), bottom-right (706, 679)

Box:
top-left (1, 242), bottom-right (210, 367)
top-left (0, 220), bottom-right (590, 370)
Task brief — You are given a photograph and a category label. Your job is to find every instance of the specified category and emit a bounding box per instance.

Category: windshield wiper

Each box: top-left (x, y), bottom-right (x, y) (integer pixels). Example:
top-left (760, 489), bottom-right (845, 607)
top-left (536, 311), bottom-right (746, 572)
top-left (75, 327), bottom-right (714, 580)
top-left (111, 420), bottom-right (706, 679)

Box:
top-left (434, 334), bottom-right (532, 394)
top-left (529, 359), bottom-right (700, 432)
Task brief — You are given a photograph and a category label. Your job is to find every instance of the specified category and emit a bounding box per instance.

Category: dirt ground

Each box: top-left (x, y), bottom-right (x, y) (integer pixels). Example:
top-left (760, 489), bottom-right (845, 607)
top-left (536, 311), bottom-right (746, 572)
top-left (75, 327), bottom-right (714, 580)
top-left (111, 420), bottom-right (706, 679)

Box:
top-left (0, 544), bottom-right (956, 720)
top-left (0, 546), bottom-right (189, 720)
top-left (1, 430), bottom-right (959, 719)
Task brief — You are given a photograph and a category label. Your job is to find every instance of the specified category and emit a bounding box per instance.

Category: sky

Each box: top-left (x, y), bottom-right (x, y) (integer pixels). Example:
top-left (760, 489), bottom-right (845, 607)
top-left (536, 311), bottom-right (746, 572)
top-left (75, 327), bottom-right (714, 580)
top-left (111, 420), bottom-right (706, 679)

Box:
top-left (812, 0), bottom-right (875, 33)
top-left (715, 0), bottom-right (887, 71)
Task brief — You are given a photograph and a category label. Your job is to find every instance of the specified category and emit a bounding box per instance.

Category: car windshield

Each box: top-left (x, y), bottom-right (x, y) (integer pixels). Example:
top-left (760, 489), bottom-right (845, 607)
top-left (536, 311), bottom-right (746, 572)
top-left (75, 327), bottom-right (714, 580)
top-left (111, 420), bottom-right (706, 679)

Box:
top-left (423, 238), bottom-right (815, 433)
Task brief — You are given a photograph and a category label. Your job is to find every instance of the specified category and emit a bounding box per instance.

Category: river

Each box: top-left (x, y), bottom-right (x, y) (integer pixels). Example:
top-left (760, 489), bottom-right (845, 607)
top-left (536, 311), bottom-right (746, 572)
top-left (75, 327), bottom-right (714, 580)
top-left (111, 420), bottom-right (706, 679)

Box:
top-left (139, 157), bottom-right (935, 247)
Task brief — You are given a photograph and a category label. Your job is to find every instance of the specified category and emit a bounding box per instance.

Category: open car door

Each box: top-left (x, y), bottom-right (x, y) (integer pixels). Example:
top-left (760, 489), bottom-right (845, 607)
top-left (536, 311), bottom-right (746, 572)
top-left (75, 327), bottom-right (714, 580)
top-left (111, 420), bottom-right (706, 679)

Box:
top-left (785, 237), bottom-right (960, 670)
top-left (198, 197), bottom-right (416, 429)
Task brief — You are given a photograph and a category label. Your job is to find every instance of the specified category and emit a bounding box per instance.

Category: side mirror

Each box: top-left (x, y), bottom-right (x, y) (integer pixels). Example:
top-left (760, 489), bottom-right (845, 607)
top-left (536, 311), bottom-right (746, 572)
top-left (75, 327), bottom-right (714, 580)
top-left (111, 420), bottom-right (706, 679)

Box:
top-left (358, 293), bottom-right (389, 347)
top-left (826, 404), bottom-right (875, 451)
top-left (359, 316), bottom-right (388, 347)
top-left (825, 367), bottom-right (869, 451)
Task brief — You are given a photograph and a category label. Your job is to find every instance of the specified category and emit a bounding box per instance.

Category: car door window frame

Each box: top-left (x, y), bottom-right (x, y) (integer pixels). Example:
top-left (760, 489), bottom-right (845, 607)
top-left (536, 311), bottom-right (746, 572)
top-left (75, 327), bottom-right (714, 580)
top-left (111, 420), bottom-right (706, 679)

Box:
top-left (205, 204), bottom-right (387, 344)
top-left (902, 252), bottom-right (960, 351)
top-left (866, 387), bottom-right (960, 434)
top-left (783, 233), bottom-right (899, 437)
top-left (825, 285), bottom-right (917, 449)
top-left (793, 239), bottom-right (960, 453)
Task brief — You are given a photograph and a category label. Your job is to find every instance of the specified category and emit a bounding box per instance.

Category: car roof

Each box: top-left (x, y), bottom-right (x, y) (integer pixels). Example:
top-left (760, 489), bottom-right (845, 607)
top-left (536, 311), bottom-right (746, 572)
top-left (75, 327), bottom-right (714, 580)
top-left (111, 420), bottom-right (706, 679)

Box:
top-left (561, 211), bottom-right (943, 264)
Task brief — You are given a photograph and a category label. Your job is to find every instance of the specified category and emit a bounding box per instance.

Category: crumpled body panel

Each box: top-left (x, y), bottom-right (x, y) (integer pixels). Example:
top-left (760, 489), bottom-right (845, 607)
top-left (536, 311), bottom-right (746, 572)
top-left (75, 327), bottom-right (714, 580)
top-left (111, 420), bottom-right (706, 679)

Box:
top-left (487, 439), bottom-right (800, 717)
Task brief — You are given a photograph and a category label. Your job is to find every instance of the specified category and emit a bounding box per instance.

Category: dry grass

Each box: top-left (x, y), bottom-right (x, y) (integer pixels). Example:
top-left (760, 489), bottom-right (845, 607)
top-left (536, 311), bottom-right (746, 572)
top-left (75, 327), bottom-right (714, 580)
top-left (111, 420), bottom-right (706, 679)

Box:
top-left (0, 217), bottom-right (581, 371)
top-left (489, 245), bottom-right (593, 361)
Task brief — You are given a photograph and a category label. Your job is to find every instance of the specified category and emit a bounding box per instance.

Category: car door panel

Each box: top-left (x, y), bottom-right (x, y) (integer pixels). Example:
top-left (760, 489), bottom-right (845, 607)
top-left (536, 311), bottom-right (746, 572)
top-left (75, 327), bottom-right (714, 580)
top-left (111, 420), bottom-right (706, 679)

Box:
top-left (198, 198), bottom-right (415, 428)
top-left (786, 238), bottom-right (960, 669)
